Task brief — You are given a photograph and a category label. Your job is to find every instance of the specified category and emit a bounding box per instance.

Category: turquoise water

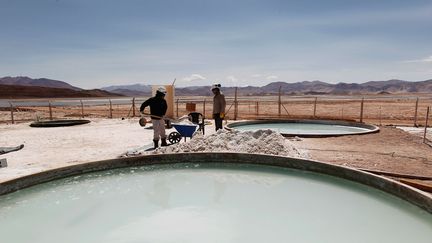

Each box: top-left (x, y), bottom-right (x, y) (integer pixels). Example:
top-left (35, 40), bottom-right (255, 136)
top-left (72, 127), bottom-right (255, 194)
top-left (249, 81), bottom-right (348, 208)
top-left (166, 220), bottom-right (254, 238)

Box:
top-left (0, 163), bottom-right (431, 243)
top-left (233, 122), bottom-right (371, 135)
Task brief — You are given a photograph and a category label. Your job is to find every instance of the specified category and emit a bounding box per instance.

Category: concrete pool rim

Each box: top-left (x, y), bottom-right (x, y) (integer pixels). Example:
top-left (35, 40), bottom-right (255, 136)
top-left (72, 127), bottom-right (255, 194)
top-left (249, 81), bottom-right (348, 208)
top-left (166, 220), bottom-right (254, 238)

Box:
top-left (226, 119), bottom-right (380, 137)
top-left (0, 152), bottom-right (430, 214)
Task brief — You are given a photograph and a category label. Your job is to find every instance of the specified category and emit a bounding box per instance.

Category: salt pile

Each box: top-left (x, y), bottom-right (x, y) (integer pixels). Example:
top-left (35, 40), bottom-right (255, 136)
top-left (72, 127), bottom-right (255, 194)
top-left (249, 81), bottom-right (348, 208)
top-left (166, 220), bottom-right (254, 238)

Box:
top-left (153, 129), bottom-right (308, 158)
top-left (172, 115), bottom-right (195, 125)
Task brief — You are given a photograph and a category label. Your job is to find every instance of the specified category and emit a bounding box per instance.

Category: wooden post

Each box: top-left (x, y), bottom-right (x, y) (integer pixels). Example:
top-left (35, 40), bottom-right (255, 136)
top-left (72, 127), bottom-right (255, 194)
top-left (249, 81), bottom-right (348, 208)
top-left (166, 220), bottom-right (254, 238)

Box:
top-left (48, 101), bottom-right (53, 120)
top-left (414, 97), bottom-right (419, 127)
top-left (278, 86), bottom-right (282, 117)
top-left (109, 99), bottom-right (113, 118)
top-left (424, 106), bottom-right (430, 144)
top-left (379, 106), bottom-right (382, 126)
top-left (9, 102), bottom-right (14, 124)
top-left (203, 99), bottom-right (206, 118)
top-left (176, 99), bottom-right (179, 118)
top-left (80, 100), bottom-right (84, 118)
top-left (360, 97), bottom-right (364, 123)
top-left (234, 87), bottom-right (238, 120)
top-left (132, 97), bottom-right (136, 117)
top-left (313, 97), bottom-right (317, 118)
top-left (256, 101), bottom-right (259, 117)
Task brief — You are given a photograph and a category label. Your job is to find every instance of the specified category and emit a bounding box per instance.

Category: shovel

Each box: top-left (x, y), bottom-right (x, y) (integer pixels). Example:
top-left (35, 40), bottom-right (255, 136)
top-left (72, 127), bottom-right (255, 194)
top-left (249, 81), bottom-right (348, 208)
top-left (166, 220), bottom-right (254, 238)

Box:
top-left (139, 113), bottom-right (173, 127)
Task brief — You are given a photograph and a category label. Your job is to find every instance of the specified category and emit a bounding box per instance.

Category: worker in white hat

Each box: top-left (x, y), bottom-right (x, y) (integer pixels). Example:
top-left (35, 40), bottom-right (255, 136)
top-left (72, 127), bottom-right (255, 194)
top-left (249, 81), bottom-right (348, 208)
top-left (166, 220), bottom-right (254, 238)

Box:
top-left (140, 86), bottom-right (168, 149)
top-left (211, 84), bottom-right (226, 131)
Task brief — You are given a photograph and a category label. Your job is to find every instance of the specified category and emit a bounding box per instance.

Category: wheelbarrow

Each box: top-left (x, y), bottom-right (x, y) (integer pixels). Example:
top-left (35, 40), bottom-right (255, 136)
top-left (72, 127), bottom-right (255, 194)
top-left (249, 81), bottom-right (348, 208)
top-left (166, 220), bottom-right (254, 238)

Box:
top-left (168, 124), bottom-right (198, 144)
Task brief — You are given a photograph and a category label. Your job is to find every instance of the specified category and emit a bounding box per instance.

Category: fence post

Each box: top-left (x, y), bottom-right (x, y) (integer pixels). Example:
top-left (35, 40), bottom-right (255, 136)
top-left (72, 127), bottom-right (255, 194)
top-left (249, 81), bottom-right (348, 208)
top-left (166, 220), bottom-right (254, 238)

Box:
top-left (424, 106), bottom-right (430, 144)
top-left (256, 101), bottom-right (259, 117)
top-left (48, 101), bottom-right (53, 120)
top-left (360, 97), bottom-right (364, 123)
top-left (414, 97), bottom-right (419, 127)
top-left (203, 99), bottom-right (206, 118)
top-left (109, 99), bottom-right (113, 118)
top-left (379, 106), bottom-right (382, 126)
top-left (176, 99), bottom-right (179, 118)
top-left (234, 87), bottom-right (238, 120)
top-left (9, 102), bottom-right (14, 124)
top-left (80, 100), bottom-right (84, 118)
top-left (132, 97), bottom-right (136, 117)
top-left (278, 86), bottom-right (282, 117)
top-left (313, 97), bottom-right (317, 118)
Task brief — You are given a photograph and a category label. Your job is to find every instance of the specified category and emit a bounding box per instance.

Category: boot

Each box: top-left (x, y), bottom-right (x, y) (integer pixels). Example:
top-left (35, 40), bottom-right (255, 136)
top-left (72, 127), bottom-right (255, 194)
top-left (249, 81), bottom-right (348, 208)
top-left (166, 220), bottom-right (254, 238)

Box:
top-left (161, 138), bottom-right (168, 146)
top-left (153, 139), bottom-right (159, 149)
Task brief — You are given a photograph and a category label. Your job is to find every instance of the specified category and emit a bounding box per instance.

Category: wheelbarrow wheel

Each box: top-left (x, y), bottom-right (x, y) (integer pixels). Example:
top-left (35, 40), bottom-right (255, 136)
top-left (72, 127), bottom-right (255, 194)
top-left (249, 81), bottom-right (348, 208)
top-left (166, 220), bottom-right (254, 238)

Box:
top-left (168, 132), bottom-right (182, 144)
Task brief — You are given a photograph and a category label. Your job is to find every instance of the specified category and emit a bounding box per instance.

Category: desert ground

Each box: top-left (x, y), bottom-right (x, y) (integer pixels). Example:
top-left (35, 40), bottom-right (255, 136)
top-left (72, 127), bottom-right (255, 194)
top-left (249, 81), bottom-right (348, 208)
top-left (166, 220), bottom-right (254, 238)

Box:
top-left (1, 95), bottom-right (431, 192)
top-left (1, 94), bottom-right (432, 126)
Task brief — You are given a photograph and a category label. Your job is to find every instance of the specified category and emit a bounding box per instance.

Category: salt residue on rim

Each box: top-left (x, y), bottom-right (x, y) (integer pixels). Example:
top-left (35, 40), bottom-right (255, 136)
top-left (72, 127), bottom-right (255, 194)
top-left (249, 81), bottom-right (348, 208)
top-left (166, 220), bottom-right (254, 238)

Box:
top-left (227, 119), bottom-right (380, 137)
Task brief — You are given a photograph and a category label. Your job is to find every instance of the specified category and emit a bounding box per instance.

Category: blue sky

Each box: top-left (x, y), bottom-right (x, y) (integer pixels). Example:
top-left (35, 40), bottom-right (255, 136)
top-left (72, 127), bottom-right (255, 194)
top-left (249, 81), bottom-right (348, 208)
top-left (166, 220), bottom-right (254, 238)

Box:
top-left (1, 0), bottom-right (431, 88)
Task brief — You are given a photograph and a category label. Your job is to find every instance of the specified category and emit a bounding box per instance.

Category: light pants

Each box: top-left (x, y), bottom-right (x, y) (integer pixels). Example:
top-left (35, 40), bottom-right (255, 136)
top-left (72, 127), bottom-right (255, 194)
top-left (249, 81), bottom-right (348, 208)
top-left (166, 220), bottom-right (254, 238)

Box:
top-left (152, 119), bottom-right (166, 140)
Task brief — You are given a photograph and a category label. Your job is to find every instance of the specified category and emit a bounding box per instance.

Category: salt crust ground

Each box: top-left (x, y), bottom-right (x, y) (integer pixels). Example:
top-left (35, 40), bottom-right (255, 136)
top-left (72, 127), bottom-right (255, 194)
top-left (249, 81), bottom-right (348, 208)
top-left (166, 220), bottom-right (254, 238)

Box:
top-left (0, 118), bottom-right (308, 183)
top-left (0, 118), bottom-right (171, 182)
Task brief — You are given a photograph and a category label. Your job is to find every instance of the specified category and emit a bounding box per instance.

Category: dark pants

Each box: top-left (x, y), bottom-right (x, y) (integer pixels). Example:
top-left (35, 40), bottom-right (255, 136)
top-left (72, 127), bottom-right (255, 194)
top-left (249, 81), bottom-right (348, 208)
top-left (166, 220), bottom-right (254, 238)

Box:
top-left (213, 113), bottom-right (223, 131)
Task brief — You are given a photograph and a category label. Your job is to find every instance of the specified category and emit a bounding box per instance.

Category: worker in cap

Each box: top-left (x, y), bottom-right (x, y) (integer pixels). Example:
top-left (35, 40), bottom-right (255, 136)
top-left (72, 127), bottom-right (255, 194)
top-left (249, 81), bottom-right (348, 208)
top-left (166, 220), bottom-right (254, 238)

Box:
top-left (211, 84), bottom-right (226, 131)
top-left (140, 86), bottom-right (168, 149)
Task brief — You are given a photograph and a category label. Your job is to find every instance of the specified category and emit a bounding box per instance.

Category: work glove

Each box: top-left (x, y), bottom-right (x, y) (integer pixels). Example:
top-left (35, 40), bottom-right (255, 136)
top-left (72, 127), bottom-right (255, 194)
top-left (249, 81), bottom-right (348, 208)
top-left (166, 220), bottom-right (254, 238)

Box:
top-left (220, 112), bottom-right (225, 118)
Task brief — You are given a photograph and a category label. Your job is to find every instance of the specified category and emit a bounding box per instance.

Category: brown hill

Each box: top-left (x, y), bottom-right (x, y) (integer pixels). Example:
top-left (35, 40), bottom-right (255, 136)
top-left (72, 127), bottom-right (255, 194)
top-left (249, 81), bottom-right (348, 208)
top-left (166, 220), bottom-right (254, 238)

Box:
top-left (0, 76), bottom-right (82, 90)
top-left (0, 84), bottom-right (123, 99)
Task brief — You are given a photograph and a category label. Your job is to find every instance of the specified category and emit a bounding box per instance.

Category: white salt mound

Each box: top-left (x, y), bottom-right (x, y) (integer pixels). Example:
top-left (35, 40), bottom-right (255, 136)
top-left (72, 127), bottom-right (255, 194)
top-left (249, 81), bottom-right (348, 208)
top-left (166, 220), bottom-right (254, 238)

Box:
top-left (172, 115), bottom-right (195, 125)
top-left (153, 129), bottom-right (308, 158)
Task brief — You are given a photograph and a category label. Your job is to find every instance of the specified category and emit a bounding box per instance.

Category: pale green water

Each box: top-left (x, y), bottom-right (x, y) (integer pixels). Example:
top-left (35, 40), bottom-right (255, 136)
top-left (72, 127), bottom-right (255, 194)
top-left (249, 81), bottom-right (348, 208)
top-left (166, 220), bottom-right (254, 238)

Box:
top-left (233, 122), bottom-right (371, 135)
top-left (0, 163), bottom-right (431, 243)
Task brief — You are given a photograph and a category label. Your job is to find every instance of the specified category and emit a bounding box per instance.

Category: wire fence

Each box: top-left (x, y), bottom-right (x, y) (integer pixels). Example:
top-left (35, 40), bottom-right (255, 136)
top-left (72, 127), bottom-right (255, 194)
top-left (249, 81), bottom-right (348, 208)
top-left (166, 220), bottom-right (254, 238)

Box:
top-left (2, 95), bottom-right (431, 127)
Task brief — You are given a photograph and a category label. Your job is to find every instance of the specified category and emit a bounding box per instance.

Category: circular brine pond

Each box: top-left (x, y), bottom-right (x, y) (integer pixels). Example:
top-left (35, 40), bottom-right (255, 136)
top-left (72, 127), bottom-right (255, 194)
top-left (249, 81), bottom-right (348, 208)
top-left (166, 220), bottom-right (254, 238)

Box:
top-left (228, 120), bottom-right (379, 137)
top-left (30, 119), bottom-right (91, 127)
top-left (0, 162), bottom-right (431, 243)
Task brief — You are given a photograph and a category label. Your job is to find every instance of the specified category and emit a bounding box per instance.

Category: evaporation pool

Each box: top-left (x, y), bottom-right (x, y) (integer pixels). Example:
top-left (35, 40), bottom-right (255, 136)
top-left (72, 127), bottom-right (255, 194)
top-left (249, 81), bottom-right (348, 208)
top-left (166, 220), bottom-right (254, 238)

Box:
top-left (0, 155), bottom-right (431, 243)
top-left (228, 120), bottom-right (379, 137)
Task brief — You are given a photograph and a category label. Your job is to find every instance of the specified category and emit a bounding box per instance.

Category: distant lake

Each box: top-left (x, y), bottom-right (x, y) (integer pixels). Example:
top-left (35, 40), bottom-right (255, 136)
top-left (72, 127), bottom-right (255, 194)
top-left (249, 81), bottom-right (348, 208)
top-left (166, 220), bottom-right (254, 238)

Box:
top-left (0, 98), bottom-right (149, 108)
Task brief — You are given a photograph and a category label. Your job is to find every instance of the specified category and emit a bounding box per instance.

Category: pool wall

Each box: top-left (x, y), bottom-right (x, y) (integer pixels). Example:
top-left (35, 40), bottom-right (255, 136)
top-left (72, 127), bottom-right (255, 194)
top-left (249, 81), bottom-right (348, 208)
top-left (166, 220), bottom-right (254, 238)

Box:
top-left (0, 153), bottom-right (430, 214)
top-left (227, 119), bottom-right (380, 137)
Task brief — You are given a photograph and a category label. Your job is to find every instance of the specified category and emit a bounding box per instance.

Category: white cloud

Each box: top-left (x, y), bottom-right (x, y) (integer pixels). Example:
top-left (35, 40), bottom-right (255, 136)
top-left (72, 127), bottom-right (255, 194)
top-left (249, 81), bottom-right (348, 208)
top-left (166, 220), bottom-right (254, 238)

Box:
top-left (251, 74), bottom-right (262, 78)
top-left (182, 74), bottom-right (207, 82)
top-left (405, 55), bottom-right (432, 63)
top-left (226, 75), bottom-right (238, 82)
top-left (266, 75), bottom-right (279, 81)
top-left (423, 56), bottom-right (432, 62)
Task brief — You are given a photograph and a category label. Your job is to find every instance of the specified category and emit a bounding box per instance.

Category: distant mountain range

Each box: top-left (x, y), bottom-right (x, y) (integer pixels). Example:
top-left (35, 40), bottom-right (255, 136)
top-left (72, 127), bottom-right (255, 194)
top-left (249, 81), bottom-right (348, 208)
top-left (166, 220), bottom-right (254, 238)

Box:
top-left (246, 79), bottom-right (432, 96)
top-left (101, 84), bottom-right (152, 96)
top-left (101, 79), bottom-right (432, 96)
top-left (1, 76), bottom-right (432, 98)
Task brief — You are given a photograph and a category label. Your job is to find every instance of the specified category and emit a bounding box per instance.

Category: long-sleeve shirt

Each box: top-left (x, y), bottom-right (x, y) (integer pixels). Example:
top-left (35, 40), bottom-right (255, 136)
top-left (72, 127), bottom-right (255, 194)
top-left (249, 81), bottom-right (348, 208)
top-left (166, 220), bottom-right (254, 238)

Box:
top-left (140, 96), bottom-right (167, 120)
top-left (213, 93), bottom-right (226, 114)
